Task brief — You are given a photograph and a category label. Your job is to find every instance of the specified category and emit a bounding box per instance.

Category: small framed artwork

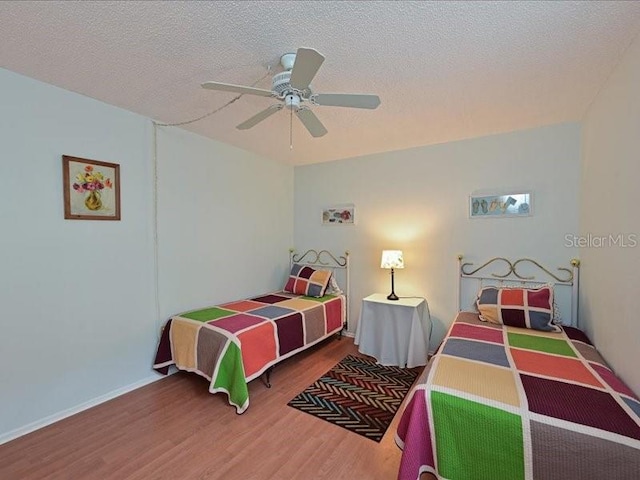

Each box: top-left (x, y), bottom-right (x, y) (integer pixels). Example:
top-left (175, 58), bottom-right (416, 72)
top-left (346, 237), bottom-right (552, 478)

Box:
top-left (63, 155), bottom-right (121, 220)
top-left (322, 204), bottom-right (355, 225)
top-left (469, 191), bottom-right (532, 219)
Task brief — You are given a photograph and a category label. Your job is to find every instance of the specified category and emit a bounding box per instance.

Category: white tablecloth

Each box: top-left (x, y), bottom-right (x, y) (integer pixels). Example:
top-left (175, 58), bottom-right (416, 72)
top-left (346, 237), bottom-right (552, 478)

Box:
top-left (354, 293), bottom-right (431, 368)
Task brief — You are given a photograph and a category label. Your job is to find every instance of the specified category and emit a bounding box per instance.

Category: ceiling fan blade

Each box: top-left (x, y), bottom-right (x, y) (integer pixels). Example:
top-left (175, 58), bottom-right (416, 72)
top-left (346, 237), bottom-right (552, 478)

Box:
top-left (202, 81), bottom-right (274, 97)
top-left (289, 48), bottom-right (325, 90)
top-left (313, 93), bottom-right (381, 109)
top-left (296, 108), bottom-right (328, 138)
top-left (236, 104), bottom-right (284, 130)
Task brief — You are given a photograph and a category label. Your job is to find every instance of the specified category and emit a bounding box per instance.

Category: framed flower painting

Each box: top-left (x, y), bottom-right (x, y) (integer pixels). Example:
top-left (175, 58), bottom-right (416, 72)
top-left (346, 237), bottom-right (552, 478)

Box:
top-left (63, 155), bottom-right (121, 220)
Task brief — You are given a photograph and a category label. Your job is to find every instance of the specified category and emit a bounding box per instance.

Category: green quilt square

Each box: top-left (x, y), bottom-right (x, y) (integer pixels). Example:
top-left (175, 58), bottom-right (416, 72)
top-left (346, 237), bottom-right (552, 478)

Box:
top-left (180, 307), bottom-right (235, 322)
top-left (507, 332), bottom-right (577, 357)
top-left (432, 391), bottom-right (525, 480)
top-left (304, 294), bottom-right (337, 303)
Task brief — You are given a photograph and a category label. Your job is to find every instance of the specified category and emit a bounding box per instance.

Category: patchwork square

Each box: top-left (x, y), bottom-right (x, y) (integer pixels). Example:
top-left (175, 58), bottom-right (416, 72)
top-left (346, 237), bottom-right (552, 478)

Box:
top-left (432, 356), bottom-right (520, 407)
top-left (220, 300), bottom-right (265, 312)
top-left (169, 320), bottom-right (201, 369)
top-left (501, 309), bottom-right (526, 328)
top-left (250, 305), bottom-right (294, 320)
top-left (292, 278), bottom-right (309, 294)
top-left (623, 397), bottom-right (640, 418)
top-left (442, 338), bottom-right (510, 367)
top-left (323, 297), bottom-right (343, 332)
top-left (196, 327), bottom-right (228, 376)
top-left (501, 288), bottom-right (524, 306)
top-left (296, 265), bottom-right (314, 279)
top-left (209, 313), bottom-right (266, 334)
top-left (507, 332), bottom-right (576, 357)
top-left (563, 326), bottom-right (593, 346)
top-left (520, 374), bottom-right (640, 440)
top-left (527, 288), bottom-right (551, 308)
top-left (283, 263), bottom-right (332, 297)
top-left (251, 294), bottom-right (289, 304)
top-left (277, 298), bottom-right (320, 311)
top-left (180, 307), bottom-right (235, 322)
top-left (574, 342), bottom-right (604, 364)
top-left (432, 391), bottom-right (525, 480)
top-left (530, 421), bottom-right (640, 479)
top-left (302, 304), bottom-right (326, 342)
top-left (449, 323), bottom-right (504, 344)
top-left (510, 349), bottom-right (602, 388)
top-left (275, 312), bottom-right (304, 355)
top-left (590, 363), bottom-right (637, 398)
top-left (237, 322), bottom-right (277, 378)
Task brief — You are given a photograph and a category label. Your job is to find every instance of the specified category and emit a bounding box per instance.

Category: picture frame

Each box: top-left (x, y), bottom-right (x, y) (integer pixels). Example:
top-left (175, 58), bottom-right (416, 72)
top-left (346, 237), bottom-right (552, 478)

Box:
top-left (322, 204), bottom-right (355, 225)
top-left (469, 191), bottom-right (532, 219)
top-left (63, 155), bottom-right (121, 220)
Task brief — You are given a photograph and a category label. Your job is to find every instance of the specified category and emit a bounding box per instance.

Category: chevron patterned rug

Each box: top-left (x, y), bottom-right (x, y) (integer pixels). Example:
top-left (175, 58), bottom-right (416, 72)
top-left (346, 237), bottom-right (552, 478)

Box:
top-left (287, 354), bottom-right (420, 442)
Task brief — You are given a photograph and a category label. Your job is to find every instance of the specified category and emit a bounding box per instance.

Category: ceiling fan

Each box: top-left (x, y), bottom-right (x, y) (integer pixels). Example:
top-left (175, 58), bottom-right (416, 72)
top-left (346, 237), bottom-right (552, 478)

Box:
top-left (201, 47), bottom-right (381, 138)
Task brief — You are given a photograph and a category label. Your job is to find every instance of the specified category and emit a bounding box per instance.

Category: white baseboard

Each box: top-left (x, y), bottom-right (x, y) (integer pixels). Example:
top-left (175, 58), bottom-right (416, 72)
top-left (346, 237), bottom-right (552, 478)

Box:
top-left (0, 373), bottom-right (167, 446)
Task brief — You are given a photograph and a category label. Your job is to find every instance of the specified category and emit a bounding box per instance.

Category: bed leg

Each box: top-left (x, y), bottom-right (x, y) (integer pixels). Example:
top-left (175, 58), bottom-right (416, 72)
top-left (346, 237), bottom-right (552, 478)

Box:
top-left (262, 366), bottom-right (273, 388)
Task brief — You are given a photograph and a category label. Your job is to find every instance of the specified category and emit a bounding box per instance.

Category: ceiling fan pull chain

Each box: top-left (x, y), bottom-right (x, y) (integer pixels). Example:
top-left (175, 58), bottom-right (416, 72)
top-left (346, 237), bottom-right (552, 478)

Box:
top-left (290, 107), bottom-right (294, 150)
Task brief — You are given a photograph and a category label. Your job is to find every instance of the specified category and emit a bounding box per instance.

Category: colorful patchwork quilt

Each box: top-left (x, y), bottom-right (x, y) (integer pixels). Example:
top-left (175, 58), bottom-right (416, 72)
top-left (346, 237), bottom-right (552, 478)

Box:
top-left (153, 291), bottom-right (344, 413)
top-left (396, 312), bottom-right (640, 480)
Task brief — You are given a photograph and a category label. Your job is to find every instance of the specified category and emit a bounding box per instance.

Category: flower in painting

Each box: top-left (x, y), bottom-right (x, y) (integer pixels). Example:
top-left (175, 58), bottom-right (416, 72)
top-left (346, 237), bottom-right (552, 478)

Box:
top-left (73, 164), bottom-right (112, 195)
top-left (340, 210), bottom-right (352, 221)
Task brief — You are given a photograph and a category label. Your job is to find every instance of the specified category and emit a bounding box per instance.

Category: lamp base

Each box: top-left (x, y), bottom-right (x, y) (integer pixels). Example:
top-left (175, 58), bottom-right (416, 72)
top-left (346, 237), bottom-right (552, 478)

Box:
top-left (387, 292), bottom-right (399, 301)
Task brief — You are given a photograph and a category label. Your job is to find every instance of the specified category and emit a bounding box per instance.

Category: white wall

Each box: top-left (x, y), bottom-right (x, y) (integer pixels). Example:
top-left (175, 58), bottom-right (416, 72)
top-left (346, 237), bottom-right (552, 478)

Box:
top-left (580, 33), bottom-right (640, 394)
top-left (294, 124), bottom-right (581, 348)
top-left (0, 68), bottom-right (294, 442)
top-left (0, 68), bottom-right (157, 439)
top-left (155, 126), bottom-right (293, 319)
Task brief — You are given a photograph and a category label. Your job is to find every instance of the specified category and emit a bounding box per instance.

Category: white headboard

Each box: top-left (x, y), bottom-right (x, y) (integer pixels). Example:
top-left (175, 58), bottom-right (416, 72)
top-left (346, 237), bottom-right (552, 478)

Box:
top-left (290, 248), bottom-right (350, 328)
top-left (457, 255), bottom-right (581, 327)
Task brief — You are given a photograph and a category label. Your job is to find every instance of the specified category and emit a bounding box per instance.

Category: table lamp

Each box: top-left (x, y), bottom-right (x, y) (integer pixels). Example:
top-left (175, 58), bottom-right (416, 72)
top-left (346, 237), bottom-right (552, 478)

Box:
top-left (381, 250), bottom-right (404, 300)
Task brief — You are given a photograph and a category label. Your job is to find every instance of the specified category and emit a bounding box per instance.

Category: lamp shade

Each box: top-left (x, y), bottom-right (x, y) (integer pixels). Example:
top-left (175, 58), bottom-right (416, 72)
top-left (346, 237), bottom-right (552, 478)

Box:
top-left (381, 250), bottom-right (404, 269)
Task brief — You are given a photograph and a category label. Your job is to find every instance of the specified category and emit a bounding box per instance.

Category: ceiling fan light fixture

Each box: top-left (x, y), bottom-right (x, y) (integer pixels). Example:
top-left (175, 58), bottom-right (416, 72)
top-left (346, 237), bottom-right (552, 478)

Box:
top-left (280, 53), bottom-right (297, 71)
top-left (284, 93), bottom-right (300, 110)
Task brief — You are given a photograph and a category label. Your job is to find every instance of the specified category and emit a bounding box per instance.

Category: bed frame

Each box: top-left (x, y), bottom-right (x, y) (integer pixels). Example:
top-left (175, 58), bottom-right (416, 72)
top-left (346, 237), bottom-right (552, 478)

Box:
top-left (290, 248), bottom-right (350, 331)
top-left (457, 254), bottom-right (581, 326)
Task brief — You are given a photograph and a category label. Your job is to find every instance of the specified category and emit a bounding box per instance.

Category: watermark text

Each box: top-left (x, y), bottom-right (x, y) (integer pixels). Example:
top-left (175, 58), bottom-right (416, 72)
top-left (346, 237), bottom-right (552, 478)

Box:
top-left (564, 233), bottom-right (637, 248)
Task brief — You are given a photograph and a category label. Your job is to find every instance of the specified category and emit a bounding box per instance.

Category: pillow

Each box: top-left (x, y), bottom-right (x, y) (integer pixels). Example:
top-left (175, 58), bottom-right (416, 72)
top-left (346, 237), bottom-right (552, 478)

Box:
top-left (284, 263), bottom-right (332, 298)
top-left (325, 274), bottom-right (343, 295)
top-left (518, 282), bottom-right (562, 324)
top-left (476, 285), bottom-right (560, 332)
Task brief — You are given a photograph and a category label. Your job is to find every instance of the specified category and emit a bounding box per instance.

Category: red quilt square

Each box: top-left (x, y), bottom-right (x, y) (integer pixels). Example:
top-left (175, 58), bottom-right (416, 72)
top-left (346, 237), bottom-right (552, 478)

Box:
top-left (501, 289), bottom-right (524, 306)
top-left (527, 288), bottom-right (551, 308)
top-left (294, 278), bottom-right (309, 293)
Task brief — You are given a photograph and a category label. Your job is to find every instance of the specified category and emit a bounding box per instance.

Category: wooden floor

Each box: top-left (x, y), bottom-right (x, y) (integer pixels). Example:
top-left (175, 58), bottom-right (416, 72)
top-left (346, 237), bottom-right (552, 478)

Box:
top-left (0, 337), bottom-right (416, 480)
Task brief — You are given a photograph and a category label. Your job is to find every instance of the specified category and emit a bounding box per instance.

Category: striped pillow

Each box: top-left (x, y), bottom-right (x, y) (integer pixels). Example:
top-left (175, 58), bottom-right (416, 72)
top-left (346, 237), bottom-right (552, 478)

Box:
top-left (284, 264), bottom-right (332, 298)
top-left (477, 286), bottom-right (560, 332)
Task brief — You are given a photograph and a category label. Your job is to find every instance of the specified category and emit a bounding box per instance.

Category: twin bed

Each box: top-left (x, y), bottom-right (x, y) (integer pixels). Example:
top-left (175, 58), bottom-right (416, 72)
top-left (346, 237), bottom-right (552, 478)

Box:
top-left (153, 249), bottom-right (348, 413)
top-left (152, 249), bottom-right (640, 479)
top-left (396, 256), bottom-right (640, 479)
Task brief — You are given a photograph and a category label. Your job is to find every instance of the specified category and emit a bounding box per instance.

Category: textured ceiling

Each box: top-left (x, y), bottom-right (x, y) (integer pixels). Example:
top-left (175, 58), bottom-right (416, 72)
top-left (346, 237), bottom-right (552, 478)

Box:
top-left (1, 1), bottom-right (640, 165)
